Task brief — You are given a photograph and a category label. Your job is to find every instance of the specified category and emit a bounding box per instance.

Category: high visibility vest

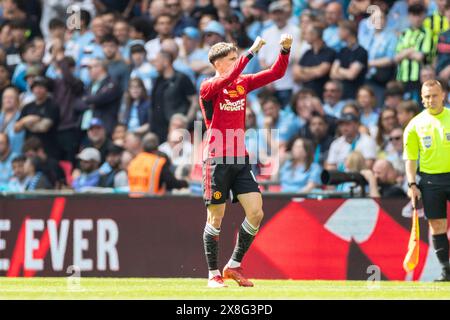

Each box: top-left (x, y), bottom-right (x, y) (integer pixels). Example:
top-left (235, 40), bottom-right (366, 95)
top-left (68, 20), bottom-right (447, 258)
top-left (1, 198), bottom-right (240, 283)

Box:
top-left (128, 152), bottom-right (166, 194)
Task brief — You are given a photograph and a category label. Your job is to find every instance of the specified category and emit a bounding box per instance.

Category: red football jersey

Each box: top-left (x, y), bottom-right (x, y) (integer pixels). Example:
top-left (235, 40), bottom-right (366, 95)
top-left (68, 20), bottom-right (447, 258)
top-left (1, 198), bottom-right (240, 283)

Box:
top-left (199, 49), bottom-right (290, 160)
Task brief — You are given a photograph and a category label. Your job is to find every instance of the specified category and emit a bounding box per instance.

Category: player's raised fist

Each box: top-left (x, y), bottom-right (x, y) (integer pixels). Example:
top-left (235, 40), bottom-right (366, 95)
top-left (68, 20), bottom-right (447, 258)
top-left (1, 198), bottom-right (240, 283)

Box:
top-left (280, 34), bottom-right (293, 50)
top-left (250, 36), bottom-right (266, 54)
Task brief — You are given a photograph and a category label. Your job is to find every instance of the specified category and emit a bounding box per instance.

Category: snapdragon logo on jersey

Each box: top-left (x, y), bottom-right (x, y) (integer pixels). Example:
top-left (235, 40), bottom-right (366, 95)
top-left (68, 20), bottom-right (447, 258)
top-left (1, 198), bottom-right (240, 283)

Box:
top-left (219, 98), bottom-right (245, 112)
top-left (0, 198), bottom-right (120, 276)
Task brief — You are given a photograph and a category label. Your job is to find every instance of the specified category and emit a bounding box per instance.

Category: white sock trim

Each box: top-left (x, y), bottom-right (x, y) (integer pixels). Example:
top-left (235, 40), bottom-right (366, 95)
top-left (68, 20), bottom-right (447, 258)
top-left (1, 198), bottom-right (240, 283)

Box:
top-left (209, 270), bottom-right (221, 279)
top-left (227, 259), bottom-right (241, 268)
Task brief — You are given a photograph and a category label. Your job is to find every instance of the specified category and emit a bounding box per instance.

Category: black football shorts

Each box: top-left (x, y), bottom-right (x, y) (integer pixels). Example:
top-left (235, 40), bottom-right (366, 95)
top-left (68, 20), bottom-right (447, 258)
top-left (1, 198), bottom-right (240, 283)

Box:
top-left (202, 157), bottom-right (260, 207)
top-left (419, 172), bottom-right (450, 220)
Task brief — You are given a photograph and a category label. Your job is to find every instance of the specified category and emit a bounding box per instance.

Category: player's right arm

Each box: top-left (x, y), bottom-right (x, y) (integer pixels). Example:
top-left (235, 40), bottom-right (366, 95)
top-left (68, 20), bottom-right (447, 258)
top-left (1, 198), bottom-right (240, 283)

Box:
top-left (199, 37), bottom-right (266, 100)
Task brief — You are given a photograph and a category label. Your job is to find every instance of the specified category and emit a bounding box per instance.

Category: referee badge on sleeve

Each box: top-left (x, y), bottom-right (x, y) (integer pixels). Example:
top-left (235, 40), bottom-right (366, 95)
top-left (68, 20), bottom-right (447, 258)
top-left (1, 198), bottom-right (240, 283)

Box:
top-left (423, 136), bottom-right (432, 148)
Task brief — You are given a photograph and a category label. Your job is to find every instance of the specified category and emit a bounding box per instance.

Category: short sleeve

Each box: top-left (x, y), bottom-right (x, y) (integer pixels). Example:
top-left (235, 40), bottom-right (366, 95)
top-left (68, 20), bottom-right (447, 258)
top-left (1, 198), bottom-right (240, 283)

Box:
top-left (358, 136), bottom-right (377, 160)
top-left (326, 140), bottom-right (339, 165)
top-left (403, 121), bottom-right (419, 160)
top-left (309, 163), bottom-right (323, 185)
top-left (181, 74), bottom-right (196, 96)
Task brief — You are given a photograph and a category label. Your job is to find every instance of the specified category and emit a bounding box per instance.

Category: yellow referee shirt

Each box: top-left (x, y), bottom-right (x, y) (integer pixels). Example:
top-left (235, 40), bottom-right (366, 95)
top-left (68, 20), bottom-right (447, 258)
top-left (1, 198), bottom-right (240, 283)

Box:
top-left (403, 107), bottom-right (450, 174)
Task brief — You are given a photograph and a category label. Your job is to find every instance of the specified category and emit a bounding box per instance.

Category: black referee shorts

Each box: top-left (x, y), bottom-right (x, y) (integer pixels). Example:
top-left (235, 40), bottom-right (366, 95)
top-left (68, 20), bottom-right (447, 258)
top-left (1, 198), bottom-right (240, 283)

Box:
top-left (202, 157), bottom-right (260, 207)
top-left (419, 172), bottom-right (450, 220)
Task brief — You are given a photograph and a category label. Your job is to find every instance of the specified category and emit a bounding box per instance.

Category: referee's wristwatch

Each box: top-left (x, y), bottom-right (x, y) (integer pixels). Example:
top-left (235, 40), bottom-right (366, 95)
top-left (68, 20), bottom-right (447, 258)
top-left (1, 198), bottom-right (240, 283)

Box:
top-left (408, 182), bottom-right (417, 188)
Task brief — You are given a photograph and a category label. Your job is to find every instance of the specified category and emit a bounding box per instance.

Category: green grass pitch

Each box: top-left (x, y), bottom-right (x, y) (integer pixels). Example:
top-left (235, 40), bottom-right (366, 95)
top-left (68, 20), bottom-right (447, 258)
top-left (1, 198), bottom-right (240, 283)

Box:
top-left (1, 278), bottom-right (450, 299)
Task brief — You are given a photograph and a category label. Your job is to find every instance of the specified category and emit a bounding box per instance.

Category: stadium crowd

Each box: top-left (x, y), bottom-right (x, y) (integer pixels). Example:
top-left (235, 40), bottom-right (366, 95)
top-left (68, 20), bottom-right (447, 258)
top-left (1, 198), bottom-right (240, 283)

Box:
top-left (0, 0), bottom-right (448, 196)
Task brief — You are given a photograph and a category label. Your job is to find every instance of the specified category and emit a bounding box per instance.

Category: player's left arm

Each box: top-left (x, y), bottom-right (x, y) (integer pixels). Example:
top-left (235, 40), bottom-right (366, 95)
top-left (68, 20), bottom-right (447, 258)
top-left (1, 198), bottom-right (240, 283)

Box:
top-left (246, 34), bottom-right (293, 92)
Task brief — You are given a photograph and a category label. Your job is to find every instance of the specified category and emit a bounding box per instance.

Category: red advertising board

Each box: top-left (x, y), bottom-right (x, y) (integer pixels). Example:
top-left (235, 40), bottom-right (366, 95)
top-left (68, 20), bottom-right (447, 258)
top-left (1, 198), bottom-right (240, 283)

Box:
top-left (0, 195), bottom-right (445, 280)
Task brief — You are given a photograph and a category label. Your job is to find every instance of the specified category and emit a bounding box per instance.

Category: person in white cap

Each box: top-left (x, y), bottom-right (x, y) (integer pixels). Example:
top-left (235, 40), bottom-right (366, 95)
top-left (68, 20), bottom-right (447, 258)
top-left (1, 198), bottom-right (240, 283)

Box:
top-left (72, 147), bottom-right (101, 192)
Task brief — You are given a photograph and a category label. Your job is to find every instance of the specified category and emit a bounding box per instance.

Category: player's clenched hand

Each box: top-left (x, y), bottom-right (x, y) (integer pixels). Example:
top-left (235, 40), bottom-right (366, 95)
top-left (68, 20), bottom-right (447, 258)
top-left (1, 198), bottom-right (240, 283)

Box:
top-left (280, 34), bottom-right (293, 50)
top-left (250, 36), bottom-right (266, 54)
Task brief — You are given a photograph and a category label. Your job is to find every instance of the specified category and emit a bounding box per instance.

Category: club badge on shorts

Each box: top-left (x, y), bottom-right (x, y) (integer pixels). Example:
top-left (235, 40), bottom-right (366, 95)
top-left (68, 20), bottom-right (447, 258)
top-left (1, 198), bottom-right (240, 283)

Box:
top-left (423, 136), bottom-right (432, 148)
top-left (213, 191), bottom-right (222, 200)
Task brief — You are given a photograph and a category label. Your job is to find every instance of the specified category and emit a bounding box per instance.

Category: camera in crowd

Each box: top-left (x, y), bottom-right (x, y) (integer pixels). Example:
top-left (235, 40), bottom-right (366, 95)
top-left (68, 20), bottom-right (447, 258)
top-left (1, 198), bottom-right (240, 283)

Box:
top-left (321, 170), bottom-right (368, 197)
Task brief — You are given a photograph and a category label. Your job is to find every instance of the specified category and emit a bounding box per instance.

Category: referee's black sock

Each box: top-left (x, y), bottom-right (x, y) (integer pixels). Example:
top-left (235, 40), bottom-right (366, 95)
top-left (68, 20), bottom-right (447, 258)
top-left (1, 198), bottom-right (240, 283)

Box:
top-left (230, 218), bottom-right (259, 264)
top-left (203, 223), bottom-right (220, 274)
top-left (432, 233), bottom-right (450, 271)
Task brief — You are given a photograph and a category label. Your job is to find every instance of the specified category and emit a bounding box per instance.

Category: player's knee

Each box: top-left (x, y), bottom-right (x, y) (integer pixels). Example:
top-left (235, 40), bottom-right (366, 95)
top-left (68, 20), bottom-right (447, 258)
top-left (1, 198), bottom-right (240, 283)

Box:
top-left (247, 208), bottom-right (264, 224)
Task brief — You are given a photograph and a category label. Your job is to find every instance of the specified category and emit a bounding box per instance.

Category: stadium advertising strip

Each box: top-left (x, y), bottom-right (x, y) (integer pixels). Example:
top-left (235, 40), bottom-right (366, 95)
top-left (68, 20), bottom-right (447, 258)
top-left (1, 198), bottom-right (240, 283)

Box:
top-left (0, 196), bottom-right (442, 280)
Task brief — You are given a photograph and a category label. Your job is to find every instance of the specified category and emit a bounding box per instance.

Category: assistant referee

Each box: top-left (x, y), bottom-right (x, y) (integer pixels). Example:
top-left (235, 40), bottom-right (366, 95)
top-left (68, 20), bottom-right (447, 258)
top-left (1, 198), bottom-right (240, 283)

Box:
top-left (404, 79), bottom-right (450, 281)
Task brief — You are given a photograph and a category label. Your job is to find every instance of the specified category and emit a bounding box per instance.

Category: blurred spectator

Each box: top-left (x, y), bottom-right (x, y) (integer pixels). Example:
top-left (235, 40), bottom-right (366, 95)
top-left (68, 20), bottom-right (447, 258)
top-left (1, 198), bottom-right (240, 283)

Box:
top-left (145, 13), bottom-right (177, 62)
top-left (82, 58), bottom-right (122, 135)
top-left (161, 38), bottom-right (196, 83)
top-left (166, 0), bottom-right (197, 37)
top-left (77, 16), bottom-right (107, 86)
top-left (323, 1), bottom-right (346, 52)
top-left (384, 80), bottom-right (405, 109)
top-left (112, 123), bottom-right (127, 146)
top-left (7, 155), bottom-right (28, 192)
top-left (113, 19), bottom-right (133, 61)
top-left (436, 2), bottom-right (450, 80)
top-left (297, 10), bottom-right (315, 59)
top-left (127, 132), bottom-right (188, 193)
top-left (326, 112), bottom-right (376, 171)
top-left (151, 50), bottom-right (196, 143)
top-left (129, 16), bottom-right (154, 42)
top-left (0, 87), bottom-right (25, 155)
top-left (98, 144), bottom-right (128, 189)
top-left (360, 159), bottom-right (407, 198)
top-left (101, 34), bottom-right (131, 93)
top-left (257, 96), bottom-right (297, 148)
top-left (258, 1), bottom-right (300, 106)
top-left (330, 20), bottom-right (368, 100)
top-left (394, 4), bottom-right (432, 102)
top-left (72, 147), bottom-right (101, 192)
top-left (129, 43), bottom-right (156, 93)
top-left (0, 65), bottom-right (11, 98)
top-left (119, 78), bottom-right (150, 135)
top-left (359, 9), bottom-right (397, 108)
top-left (423, 0), bottom-right (449, 60)
top-left (179, 27), bottom-right (213, 80)
top-left (298, 113), bottom-right (334, 166)
top-left (397, 99), bottom-right (420, 128)
top-left (81, 118), bottom-right (114, 163)
top-left (158, 125), bottom-right (193, 173)
top-left (40, 1), bottom-right (95, 40)
top-left (322, 79), bottom-right (347, 118)
top-left (22, 136), bottom-right (66, 188)
top-left (12, 42), bottom-right (42, 92)
top-left (0, 133), bottom-right (16, 187)
top-left (279, 137), bottom-right (322, 193)
top-left (14, 76), bottom-right (60, 159)
top-left (202, 20), bottom-right (227, 48)
top-left (293, 23), bottom-right (335, 98)
top-left (375, 108), bottom-right (399, 155)
top-left (223, 11), bottom-right (253, 49)
top-left (356, 85), bottom-right (379, 135)
top-left (53, 56), bottom-right (85, 164)
top-left (384, 126), bottom-right (405, 174)
top-left (247, 0), bottom-right (273, 41)
top-left (124, 131), bottom-right (142, 158)
top-left (24, 156), bottom-right (53, 191)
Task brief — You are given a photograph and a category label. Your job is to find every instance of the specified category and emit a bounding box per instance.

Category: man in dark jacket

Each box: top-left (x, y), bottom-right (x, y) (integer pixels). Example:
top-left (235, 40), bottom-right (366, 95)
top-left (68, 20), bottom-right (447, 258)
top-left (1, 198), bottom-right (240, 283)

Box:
top-left (82, 58), bottom-right (122, 135)
top-left (53, 55), bottom-right (85, 164)
top-left (151, 51), bottom-right (196, 143)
